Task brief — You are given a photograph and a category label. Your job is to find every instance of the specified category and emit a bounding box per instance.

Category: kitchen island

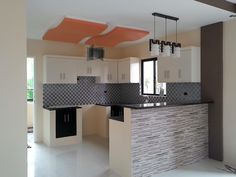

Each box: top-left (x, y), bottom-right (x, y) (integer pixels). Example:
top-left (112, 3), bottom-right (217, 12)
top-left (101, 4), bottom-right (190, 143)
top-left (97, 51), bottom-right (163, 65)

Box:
top-left (109, 101), bottom-right (210, 177)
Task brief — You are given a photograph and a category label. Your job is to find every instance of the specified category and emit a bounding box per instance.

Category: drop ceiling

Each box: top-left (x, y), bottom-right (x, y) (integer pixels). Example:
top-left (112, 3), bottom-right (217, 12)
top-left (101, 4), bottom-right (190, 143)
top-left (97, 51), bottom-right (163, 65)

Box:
top-left (27, 0), bottom-right (235, 46)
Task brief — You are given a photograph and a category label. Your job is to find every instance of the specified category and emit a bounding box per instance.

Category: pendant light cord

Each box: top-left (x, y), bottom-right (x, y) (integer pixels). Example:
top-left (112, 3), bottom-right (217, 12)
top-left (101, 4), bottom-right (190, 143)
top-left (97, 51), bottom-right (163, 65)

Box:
top-left (165, 18), bottom-right (167, 41)
top-left (176, 20), bottom-right (178, 43)
top-left (154, 15), bottom-right (156, 40)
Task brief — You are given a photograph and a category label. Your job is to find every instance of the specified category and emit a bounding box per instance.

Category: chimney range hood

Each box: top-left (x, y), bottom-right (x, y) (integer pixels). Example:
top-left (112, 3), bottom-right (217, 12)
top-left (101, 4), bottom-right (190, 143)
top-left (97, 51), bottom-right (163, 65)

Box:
top-left (87, 46), bottom-right (104, 61)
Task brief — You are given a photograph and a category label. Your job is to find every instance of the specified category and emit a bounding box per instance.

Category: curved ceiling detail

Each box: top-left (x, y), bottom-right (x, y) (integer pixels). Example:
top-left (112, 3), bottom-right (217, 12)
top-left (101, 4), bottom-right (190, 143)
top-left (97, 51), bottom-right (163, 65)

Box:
top-left (85, 27), bottom-right (149, 47)
top-left (43, 17), bottom-right (108, 43)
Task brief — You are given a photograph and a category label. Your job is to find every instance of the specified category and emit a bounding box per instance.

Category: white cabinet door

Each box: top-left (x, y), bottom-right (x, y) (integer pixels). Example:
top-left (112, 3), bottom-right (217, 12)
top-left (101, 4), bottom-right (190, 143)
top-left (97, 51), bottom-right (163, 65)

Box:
top-left (175, 49), bottom-right (191, 82)
top-left (44, 57), bottom-right (78, 84)
top-left (158, 56), bottom-right (178, 83)
top-left (118, 58), bottom-right (140, 83)
top-left (77, 59), bottom-right (102, 77)
top-left (44, 58), bottom-right (63, 84)
top-left (118, 60), bottom-right (130, 83)
top-left (108, 61), bottom-right (118, 83)
top-left (97, 60), bottom-right (118, 83)
top-left (86, 60), bottom-right (102, 76)
top-left (77, 59), bottom-right (87, 76)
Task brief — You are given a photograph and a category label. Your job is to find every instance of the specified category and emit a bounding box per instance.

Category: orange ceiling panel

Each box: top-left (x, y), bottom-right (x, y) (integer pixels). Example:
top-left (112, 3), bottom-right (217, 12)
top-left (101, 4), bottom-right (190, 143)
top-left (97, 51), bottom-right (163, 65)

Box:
top-left (85, 27), bottom-right (149, 47)
top-left (43, 17), bottom-right (108, 43)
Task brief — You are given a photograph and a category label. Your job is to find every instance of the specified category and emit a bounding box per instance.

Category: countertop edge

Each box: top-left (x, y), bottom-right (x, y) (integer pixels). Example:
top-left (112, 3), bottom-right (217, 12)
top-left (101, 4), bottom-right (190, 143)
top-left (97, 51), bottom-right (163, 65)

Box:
top-left (96, 101), bottom-right (213, 109)
top-left (43, 106), bottom-right (82, 111)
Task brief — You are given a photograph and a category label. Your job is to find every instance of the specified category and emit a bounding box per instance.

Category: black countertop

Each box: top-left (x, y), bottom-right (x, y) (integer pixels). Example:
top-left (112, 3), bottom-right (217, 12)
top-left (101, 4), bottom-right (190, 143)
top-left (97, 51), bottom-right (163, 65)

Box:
top-left (96, 100), bottom-right (213, 109)
top-left (43, 105), bottom-right (82, 111)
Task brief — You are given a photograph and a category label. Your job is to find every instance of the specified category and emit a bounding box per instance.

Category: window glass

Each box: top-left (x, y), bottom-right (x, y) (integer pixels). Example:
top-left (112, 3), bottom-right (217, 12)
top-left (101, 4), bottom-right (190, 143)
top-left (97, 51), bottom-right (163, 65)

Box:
top-left (27, 57), bottom-right (34, 101)
top-left (143, 60), bottom-right (154, 94)
top-left (142, 58), bottom-right (166, 96)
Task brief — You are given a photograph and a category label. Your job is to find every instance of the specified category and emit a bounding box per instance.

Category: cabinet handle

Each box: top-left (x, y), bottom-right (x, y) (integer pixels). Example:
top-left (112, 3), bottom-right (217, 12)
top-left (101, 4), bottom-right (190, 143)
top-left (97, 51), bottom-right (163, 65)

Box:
top-left (64, 114), bottom-right (66, 123)
top-left (60, 73), bottom-right (63, 80)
top-left (178, 69), bottom-right (182, 79)
top-left (67, 114), bottom-right (70, 122)
top-left (110, 74), bottom-right (112, 80)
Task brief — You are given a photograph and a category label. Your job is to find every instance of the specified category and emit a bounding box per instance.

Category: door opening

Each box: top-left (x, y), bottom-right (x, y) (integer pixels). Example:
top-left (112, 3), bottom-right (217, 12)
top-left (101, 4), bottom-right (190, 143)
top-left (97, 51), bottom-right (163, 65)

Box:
top-left (27, 57), bottom-right (35, 147)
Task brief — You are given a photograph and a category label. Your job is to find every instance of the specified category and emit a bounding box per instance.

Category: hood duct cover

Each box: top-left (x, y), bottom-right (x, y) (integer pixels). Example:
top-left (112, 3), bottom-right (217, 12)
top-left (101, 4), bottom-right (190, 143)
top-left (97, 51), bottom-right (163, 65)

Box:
top-left (87, 47), bottom-right (104, 60)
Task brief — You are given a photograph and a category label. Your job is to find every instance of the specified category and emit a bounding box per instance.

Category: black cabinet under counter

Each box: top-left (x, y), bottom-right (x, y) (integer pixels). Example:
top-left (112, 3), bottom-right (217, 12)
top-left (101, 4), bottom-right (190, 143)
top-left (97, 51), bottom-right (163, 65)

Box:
top-left (43, 105), bottom-right (82, 146)
top-left (56, 108), bottom-right (77, 138)
top-left (110, 105), bottom-right (124, 122)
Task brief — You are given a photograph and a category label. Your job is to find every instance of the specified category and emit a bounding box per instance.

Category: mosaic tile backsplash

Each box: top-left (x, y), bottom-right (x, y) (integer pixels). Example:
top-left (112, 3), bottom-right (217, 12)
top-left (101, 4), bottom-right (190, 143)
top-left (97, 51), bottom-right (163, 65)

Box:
top-left (43, 77), bottom-right (201, 107)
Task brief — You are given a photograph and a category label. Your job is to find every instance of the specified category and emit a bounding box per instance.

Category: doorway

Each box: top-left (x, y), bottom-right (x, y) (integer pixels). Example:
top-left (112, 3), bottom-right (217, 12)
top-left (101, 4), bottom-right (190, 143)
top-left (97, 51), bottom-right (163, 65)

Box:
top-left (27, 57), bottom-right (35, 147)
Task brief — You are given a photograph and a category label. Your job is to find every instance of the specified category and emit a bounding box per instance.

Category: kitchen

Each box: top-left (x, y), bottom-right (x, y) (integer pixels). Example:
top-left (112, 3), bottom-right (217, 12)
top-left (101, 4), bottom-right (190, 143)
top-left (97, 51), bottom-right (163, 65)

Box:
top-left (1, 0), bottom-right (236, 177)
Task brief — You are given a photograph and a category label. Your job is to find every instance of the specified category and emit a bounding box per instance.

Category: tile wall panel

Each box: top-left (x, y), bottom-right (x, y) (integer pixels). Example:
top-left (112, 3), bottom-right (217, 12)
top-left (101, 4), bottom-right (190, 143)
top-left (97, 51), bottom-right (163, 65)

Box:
top-left (131, 104), bottom-right (209, 177)
top-left (43, 77), bottom-right (201, 106)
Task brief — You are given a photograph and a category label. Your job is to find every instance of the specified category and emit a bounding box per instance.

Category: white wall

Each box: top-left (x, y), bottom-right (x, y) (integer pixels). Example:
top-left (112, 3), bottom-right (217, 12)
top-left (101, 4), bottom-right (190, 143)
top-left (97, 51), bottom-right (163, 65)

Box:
top-left (0, 0), bottom-right (27, 177)
top-left (223, 19), bottom-right (236, 167)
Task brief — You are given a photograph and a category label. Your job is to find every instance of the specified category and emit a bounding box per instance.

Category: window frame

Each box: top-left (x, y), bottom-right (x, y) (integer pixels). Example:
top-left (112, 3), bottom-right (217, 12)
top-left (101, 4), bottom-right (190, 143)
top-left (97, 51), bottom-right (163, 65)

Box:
top-left (141, 57), bottom-right (166, 96)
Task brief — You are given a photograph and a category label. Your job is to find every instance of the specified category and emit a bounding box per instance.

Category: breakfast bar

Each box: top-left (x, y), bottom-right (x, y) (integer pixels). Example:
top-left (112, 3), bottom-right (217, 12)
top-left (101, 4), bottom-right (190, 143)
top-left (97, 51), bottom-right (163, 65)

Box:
top-left (109, 101), bottom-right (210, 177)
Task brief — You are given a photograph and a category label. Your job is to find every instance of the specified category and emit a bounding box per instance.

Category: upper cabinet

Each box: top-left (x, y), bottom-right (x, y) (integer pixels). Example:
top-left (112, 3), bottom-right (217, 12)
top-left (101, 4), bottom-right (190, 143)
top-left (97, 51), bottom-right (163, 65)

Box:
top-left (78, 59), bottom-right (102, 77)
top-left (117, 57), bottom-right (140, 83)
top-left (97, 60), bottom-right (118, 84)
top-left (44, 56), bottom-right (78, 84)
top-left (158, 46), bottom-right (200, 83)
top-left (43, 55), bottom-right (140, 84)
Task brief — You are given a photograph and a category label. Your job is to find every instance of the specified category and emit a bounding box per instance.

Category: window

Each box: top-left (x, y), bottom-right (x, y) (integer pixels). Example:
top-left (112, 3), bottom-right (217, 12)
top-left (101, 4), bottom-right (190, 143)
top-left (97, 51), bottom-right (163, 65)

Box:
top-left (141, 58), bottom-right (166, 96)
top-left (27, 57), bottom-right (34, 101)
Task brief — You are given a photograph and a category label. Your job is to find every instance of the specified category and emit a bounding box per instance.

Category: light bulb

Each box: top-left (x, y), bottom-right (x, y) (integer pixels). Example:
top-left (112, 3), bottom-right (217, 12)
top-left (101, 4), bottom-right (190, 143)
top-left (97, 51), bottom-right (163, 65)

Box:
top-left (151, 43), bottom-right (160, 56)
top-left (161, 42), bottom-right (171, 57)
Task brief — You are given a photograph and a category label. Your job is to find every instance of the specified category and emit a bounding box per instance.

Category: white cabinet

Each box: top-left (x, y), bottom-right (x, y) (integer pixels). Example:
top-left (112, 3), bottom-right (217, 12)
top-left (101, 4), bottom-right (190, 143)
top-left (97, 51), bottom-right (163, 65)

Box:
top-left (97, 60), bottom-right (118, 83)
top-left (77, 59), bottom-right (102, 77)
top-left (44, 56), bottom-right (78, 84)
top-left (118, 57), bottom-right (140, 83)
top-left (44, 55), bottom-right (140, 84)
top-left (158, 46), bottom-right (200, 83)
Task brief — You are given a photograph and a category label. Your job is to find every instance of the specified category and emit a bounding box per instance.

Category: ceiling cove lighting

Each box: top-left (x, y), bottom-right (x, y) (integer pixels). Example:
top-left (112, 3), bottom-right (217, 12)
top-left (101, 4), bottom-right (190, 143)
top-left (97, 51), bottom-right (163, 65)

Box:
top-left (149, 12), bottom-right (181, 58)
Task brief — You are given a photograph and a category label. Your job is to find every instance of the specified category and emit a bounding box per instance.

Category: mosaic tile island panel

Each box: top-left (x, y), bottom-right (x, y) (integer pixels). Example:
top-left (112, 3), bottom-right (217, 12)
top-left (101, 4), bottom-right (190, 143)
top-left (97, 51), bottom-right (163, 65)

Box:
top-left (131, 104), bottom-right (208, 177)
top-left (43, 76), bottom-right (201, 106)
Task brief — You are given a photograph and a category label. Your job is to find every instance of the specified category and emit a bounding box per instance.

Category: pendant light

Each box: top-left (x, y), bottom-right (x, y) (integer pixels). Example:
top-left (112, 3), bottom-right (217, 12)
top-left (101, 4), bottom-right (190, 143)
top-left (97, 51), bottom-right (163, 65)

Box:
top-left (149, 12), bottom-right (181, 58)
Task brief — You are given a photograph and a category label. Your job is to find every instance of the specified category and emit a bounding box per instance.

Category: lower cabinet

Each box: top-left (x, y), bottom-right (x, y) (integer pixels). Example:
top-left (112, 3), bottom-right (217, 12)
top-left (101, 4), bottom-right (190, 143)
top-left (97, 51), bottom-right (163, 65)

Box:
top-left (56, 108), bottom-right (77, 138)
top-left (43, 108), bottom-right (82, 147)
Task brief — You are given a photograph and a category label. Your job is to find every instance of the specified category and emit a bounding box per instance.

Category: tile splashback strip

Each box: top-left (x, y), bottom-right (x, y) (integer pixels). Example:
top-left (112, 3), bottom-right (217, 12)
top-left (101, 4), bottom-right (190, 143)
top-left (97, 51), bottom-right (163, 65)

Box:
top-left (43, 76), bottom-right (201, 107)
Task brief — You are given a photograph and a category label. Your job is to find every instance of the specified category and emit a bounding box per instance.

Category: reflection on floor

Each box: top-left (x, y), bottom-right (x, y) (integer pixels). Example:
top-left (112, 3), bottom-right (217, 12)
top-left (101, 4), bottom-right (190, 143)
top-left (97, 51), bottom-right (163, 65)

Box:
top-left (27, 136), bottom-right (120, 177)
top-left (27, 135), bottom-right (234, 177)
top-left (153, 159), bottom-right (235, 177)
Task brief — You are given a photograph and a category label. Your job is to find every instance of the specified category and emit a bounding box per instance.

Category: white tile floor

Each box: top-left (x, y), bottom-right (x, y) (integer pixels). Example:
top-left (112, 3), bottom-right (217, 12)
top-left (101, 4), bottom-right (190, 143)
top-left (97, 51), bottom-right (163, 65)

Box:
top-left (27, 134), bottom-right (235, 177)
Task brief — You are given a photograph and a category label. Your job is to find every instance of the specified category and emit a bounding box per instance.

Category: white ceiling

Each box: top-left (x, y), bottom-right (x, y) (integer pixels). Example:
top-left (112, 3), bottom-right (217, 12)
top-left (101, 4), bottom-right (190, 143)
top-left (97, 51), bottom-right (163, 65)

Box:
top-left (27, 0), bottom-right (235, 46)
